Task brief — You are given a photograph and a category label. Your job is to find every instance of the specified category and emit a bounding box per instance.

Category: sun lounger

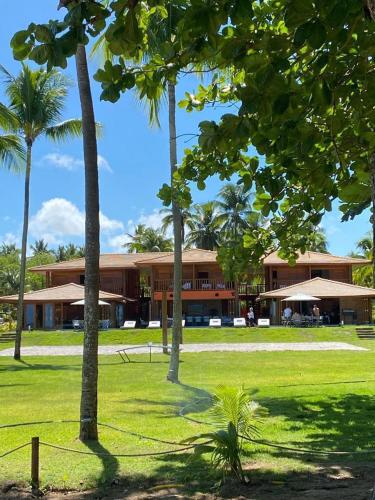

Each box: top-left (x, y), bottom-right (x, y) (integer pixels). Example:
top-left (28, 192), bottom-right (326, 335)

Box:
top-left (148, 321), bottom-right (161, 329)
top-left (209, 318), bottom-right (221, 327)
top-left (233, 317), bottom-right (246, 327)
top-left (120, 321), bottom-right (136, 330)
top-left (257, 318), bottom-right (270, 327)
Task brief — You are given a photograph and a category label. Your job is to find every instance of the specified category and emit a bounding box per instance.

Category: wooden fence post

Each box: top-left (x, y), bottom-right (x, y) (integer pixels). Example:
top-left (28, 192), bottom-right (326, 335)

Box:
top-left (31, 436), bottom-right (39, 492)
top-left (162, 291), bottom-right (168, 354)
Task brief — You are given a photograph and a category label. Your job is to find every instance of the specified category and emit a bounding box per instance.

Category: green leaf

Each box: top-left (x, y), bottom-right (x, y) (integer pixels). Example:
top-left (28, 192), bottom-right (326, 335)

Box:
top-left (273, 94), bottom-right (290, 115)
top-left (10, 30), bottom-right (29, 48)
top-left (308, 20), bottom-right (327, 49)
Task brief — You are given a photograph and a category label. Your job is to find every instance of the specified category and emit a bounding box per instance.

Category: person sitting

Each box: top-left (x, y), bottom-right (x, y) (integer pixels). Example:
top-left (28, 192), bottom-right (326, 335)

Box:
top-left (291, 311), bottom-right (302, 324)
top-left (283, 306), bottom-right (292, 319)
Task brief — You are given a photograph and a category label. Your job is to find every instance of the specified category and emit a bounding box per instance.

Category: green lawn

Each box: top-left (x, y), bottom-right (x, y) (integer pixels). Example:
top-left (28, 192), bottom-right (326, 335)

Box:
top-left (0, 325), bottom-right (368, 350)
top-left (1, 344), bottom-right (375, 493)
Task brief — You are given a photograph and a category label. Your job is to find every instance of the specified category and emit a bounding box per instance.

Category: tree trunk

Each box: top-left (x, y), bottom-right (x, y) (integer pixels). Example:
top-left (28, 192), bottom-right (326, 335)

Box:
top-left (14, 143), bottom-right (32, 360)
top-left (75, 44), bottom-right (100, 442)
top-left (167, 82), bottom-right (182, 383)
top-left (162, 290), bottom-right (168, 354)
top-left (371, 153), bottom-right (375, 289)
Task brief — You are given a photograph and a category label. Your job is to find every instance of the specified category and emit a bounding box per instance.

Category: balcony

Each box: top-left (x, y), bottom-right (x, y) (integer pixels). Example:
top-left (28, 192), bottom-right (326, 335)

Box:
top-left (154, 278), bottom-right (235, 292)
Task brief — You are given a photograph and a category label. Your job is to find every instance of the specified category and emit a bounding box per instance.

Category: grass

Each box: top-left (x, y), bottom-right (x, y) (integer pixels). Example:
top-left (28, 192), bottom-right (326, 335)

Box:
top-left (0, 325), bottom-right (367, 350)
top-left (2, 338), bottom-right (375, 492)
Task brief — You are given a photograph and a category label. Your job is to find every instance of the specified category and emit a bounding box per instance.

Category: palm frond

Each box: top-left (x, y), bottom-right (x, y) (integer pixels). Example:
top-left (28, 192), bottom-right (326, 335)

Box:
top-left (0, 134), bottom-right (25, 172)
top-left (45, 119), bottom-right (83, 142)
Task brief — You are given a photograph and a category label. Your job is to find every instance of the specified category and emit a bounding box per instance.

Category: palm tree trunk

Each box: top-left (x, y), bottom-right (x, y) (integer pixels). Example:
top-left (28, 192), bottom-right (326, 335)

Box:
top-left (371, 153), bottom-right (375, 289)
top-left (75, 44), bottom-right (100, 442)
top-left (14, 143), bottom-right (31, 360)
top-left (167, 82), bottom-right (182, 383)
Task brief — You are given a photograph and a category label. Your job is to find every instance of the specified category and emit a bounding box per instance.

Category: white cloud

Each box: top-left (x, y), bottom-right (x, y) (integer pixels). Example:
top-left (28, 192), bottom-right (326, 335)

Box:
top-left (41, 153), bottom-right (113, 173)
top-left (29, 198), bottom-right (123, 245)
top-left (106, 208), bottom-right (171, 252)
top-left (97, 155), bottom-right (113, 173)
top-left (1, 232), bottom-right (19, 246)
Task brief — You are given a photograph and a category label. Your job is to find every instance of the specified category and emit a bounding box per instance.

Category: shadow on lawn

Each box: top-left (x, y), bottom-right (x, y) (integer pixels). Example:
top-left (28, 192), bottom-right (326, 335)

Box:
top-left (84, 440), bottom-right (119, 490)
top-left (255, 392), bottom-right (375, 462)
top-left (120, 382), bottom-right (213, 420)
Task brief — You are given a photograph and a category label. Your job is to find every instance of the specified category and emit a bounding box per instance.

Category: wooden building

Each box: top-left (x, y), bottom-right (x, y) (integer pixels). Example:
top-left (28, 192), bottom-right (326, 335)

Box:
top-left (0, 248), bottom-right (372, 328)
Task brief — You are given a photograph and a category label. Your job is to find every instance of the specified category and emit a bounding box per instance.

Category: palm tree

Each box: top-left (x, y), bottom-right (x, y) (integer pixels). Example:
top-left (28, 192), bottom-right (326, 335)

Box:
top-left (124, 225), bottom-right (173, 253)
top-left (0, 65), bottom-right (83, 360)
top-left (351, 232), bottom-right (372, 287)
top-left (216, 184), bottom-right (253, 238)
top-left (92, 1), bottom-right (186, 383)
top-left (305, 225), bottom-right (328, 253)
top-left (30, 239), bottom-right (50, 255)
top-left (185, 202), bottom-right (222, 250)
top-left (160, 206), bottom-right (195, 245)
top-left (0, 243), bottom-right (19, 256)
top-left (75, 43), bottom-right (101, 442)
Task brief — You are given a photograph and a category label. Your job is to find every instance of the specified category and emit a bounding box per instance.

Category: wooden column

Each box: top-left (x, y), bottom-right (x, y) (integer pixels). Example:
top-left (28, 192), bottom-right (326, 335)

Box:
top-left (162, 291), bottom-right (168, 354)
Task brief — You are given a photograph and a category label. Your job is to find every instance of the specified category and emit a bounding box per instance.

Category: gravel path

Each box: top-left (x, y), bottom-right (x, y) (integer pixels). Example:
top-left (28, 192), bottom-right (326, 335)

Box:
top-left (0, 342), bottom-right (366, 357)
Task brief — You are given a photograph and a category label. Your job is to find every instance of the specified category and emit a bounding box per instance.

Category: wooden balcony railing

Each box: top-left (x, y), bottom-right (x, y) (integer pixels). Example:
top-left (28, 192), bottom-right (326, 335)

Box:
top-left (272, 278), bottom-right (351, 290)
top-left (154, 278), bottom-right (235, 292)
top-left (238, 283), bottom-right (266, 295)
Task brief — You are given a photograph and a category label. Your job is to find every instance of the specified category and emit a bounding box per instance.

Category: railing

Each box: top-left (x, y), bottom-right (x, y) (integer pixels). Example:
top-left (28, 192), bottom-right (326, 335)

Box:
top-left (154, 278), bottom-right (235, 292)
top-left (238, 283), bottom-right (266, 295)
top-left (99, 284), bottom-right (124, 295)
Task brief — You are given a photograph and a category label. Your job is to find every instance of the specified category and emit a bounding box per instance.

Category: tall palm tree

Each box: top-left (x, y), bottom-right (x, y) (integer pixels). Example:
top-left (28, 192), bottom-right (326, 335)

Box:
top-left (216, 183), bottom-right (253, 238)
top-left (75, 43), bottom-right (101, 442)
top-left (30, 239), bottom-right (50, 255)
top-left (124, 224), bottom-right (173, 253)
top-left (305, 224), bottom-right (328, 253)
top-left (351, 232), bottom-right (373, 287)
top-left (185, 202), bottom-right (222, 250)
top-left (160, 206), bottom-right (195, 245)
top-left (92, 1), bottom-right (186, 383)
top-left (0, 65), bottom-right (83, 360)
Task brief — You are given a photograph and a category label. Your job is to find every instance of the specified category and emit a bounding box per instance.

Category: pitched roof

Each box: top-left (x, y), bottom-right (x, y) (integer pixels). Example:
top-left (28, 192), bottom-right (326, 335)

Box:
top-left (29, 249), bottom-right (219, 273)
top-left (263, 250), bottom-right (369, 266)
top-left (135, 249), bottom-right (218, 266)
top-left (29, 252), bottom-right (172, 273)
top-left (0, 283), bottom-right (125, 304)
top-left (260, 277), bottom-right (375, 299)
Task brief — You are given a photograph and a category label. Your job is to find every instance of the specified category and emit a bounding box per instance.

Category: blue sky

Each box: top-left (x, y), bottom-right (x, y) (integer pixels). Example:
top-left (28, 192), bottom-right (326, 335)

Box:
top-left (0, 2), bottom-right (370, 256)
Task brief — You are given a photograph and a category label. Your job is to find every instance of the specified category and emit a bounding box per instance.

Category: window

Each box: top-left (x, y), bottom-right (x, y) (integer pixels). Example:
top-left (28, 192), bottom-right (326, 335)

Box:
top-left (311, 269), bottom-right (330, 279)
top-left (79, 274), bottom-right (85, 285)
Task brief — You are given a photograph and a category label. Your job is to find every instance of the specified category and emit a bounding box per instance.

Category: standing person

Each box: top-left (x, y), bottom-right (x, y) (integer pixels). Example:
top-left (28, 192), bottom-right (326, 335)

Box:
top-left (312, 304), bottom-right (320, 324)
top-left (248, 306), bottom-right (255, 327)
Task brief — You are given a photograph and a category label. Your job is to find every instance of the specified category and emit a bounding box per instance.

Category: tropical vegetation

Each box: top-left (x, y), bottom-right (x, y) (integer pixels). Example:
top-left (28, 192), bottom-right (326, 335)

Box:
top-left (0, 65), bottom-right (83, 360)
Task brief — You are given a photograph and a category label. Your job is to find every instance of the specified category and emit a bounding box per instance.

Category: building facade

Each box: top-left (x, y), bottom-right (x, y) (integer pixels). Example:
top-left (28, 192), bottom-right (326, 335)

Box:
top-left (0, 249), bottom-right (372, 328)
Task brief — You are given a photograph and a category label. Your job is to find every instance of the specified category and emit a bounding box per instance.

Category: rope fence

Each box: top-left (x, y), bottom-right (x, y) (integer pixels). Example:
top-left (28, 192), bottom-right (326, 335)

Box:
top-left (2, 417), bottom-right (375, 491)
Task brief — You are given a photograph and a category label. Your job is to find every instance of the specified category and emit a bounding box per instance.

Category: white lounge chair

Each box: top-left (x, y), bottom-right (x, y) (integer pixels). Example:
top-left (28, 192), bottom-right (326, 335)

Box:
top-left (120, 321), bottom-right (136, 330)
top-left (209, 318), bottom-right (221, 328)
top-left (233, 317), bottom-right (246, 327)
top-left (148, 321), bottom-right (161, 329)
top-left (257, 318), bottom-right (270, 327)
top-left (182, 319), bottom-right (186, 328)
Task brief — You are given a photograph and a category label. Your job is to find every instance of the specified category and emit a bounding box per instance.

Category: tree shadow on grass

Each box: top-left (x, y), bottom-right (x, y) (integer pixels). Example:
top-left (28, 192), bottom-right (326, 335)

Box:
top-left (0, 362), bottom-right (81, 373)
top-left (254, 392), bottom-right (375, 466)
top-left (119, 382), bottom-right (213, 421)
top-left (83, 439), bottom-right (120, 492)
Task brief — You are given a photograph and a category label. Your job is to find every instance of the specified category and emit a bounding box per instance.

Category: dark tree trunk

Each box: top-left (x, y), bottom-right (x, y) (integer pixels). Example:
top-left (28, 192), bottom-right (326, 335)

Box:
top-left (14, 143), bottom-right (32, 360)
top-left (75, 44), bottom-right (100, 442)
top-left (167, 82), bottom-right (182, 383)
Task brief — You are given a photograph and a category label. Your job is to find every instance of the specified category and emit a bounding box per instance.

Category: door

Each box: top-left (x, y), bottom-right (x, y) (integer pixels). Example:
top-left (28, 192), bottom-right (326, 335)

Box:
top-left (25, 304), bottom-right (35, 329)
top-left (44, 304), bottom-right (54, 329)
top-left (116, 304), bottom-right (124, 327)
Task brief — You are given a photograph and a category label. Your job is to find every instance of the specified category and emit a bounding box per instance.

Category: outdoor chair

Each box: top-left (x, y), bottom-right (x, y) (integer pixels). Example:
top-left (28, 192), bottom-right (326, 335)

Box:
top-left (233, 317), bottom-right (246, 327)
top-left (120, 321), bottom-right (136, 330)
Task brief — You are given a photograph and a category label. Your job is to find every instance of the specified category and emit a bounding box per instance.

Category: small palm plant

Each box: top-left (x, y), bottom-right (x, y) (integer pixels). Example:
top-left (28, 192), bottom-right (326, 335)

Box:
top-left (184, 386), bottom-right (264, 483)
